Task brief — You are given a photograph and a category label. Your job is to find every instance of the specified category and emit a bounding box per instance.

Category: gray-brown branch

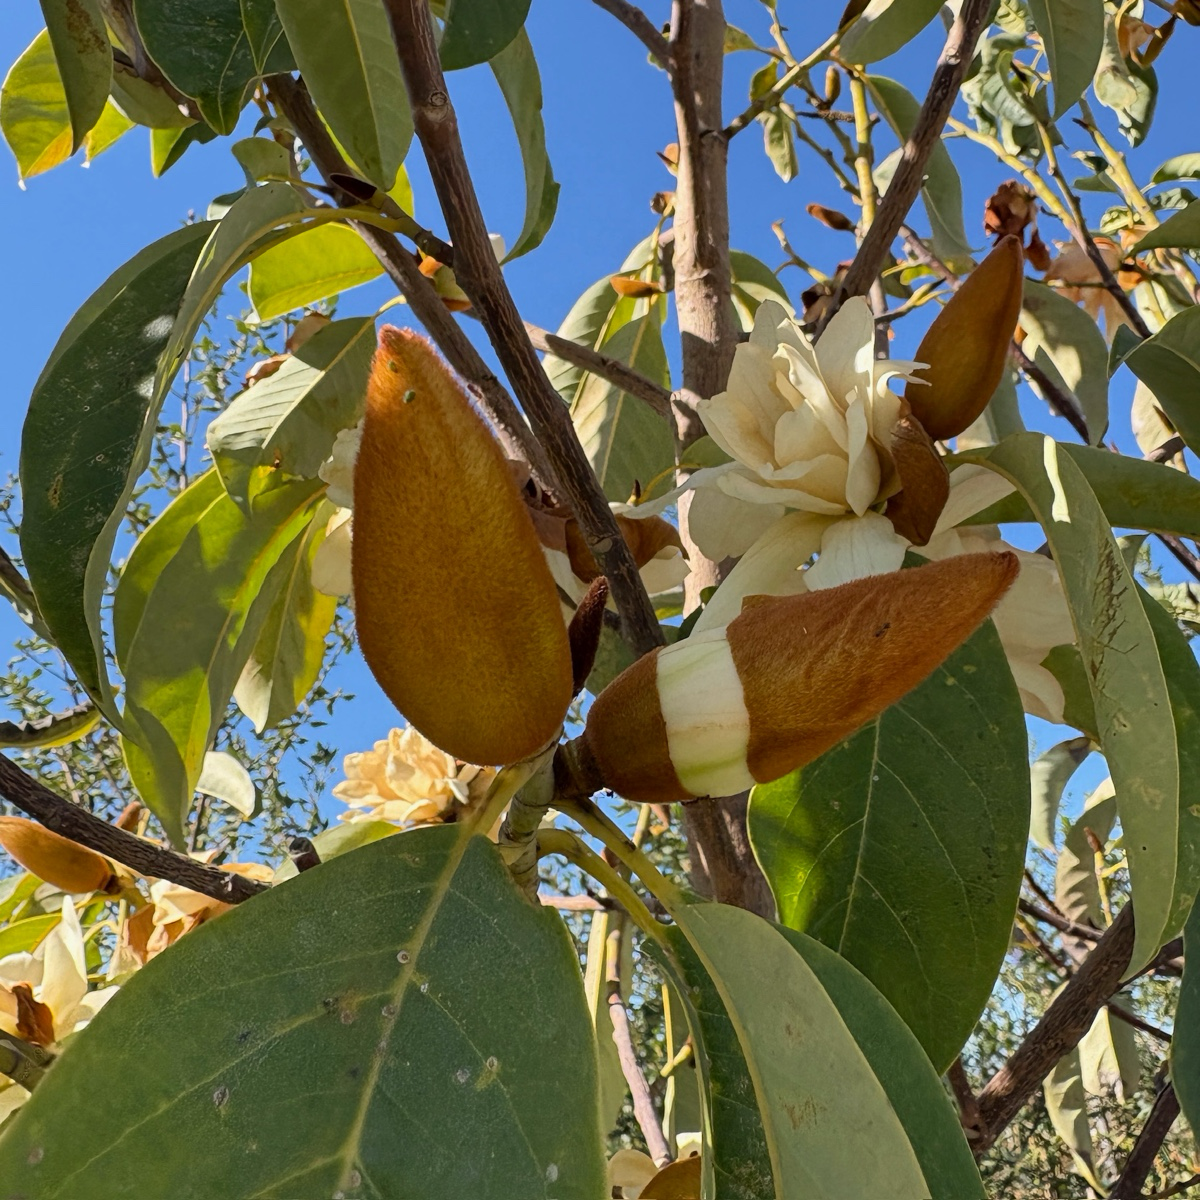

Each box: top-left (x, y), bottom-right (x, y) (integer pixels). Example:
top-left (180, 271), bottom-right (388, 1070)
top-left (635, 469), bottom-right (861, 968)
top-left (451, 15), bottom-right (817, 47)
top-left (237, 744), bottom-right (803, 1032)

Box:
top-left (268, 74), bottom-right (557, 492)
top-left (973, 903), bottom-right (1135, 1154)
top-left (0, 755), bottom-right (268, 904)
top-left (1110, 1081), bottom-right (1180, 1198)
top-left (589, 0), bottom-right (673, 73)
top-left (827, 0), bottom-right (992, 315)
top-left (381, 0), bottom-right (665, 658)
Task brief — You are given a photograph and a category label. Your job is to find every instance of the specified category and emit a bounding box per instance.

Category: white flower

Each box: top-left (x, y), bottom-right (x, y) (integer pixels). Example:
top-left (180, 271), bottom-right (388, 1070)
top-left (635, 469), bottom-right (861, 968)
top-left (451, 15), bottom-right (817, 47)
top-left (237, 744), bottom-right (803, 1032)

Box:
top-left (319, 423), bottom-right (362, 509)
top-left (0, 898), bottom-right (120, 1119)
top-left (311, 422), bottom-right (362, 598)
top-left (685, 298), bottom-right (923, 558)
top-left (334, 726), bottom-right (497, 826)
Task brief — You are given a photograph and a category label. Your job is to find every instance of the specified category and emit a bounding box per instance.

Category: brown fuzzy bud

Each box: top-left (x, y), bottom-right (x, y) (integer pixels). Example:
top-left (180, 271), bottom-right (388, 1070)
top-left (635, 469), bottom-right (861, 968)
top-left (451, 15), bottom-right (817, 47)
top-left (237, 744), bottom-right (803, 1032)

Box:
top-left (905, 236), bottom-right (1025, 441)
top-left (352, 328), bottom-right (573, 765)
top-left (610, 276), bottom-right (663, 298)
top-left (0, 817), bottom-right (115, 894)
top-left (579, 553), bottom-right (1019, 802)
top-left (568, 577), bottom-right (609, 695)
top-left (806, 203), bottom-right (857, 233)
top-left (823, 65), bottom-right (842, 106)
top-left (884, 414), bottom-right (950, 545)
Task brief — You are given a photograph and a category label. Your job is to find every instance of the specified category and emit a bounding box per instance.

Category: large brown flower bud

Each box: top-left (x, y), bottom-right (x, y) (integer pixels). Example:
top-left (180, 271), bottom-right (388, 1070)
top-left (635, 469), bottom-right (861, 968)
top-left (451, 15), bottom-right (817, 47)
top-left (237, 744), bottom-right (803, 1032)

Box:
top-left (352, 328), bottom-right (572, 765)
top-left (0, 817), bottom-right (115, 894)
top-left (578, 553), bottom-right (1018, 802)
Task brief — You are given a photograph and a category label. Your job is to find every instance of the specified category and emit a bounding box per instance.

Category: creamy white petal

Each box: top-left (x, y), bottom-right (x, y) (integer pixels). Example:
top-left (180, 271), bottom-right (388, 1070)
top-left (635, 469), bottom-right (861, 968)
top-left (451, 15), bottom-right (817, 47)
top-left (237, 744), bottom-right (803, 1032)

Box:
top-left (688, 482), bottom-right (786, 560)
top-left (639, 547), bottom-right (690, 595)
top-left (657, 632), bottom-right (753, 798)
top-left (616, 463), bottom-right (740, 521)
top-left (804, 513), bottom-right (910, 591)
top-left (717, 463), bottom-right (850, 514)
top-left (815, 298), bottom-right (876, 404)
top-left (934, 465), bottom-right (1018, 535)
top-left (41, 899), bottom-right (88, 1036)
top-left (1008, 658), bottom-right (1067, 724)
top-left (842, 397), bottom-right (881, 516)
top-left (311, 509), bottom-right (353, 598)
top-left (694, 511), bottom-right (831, 634)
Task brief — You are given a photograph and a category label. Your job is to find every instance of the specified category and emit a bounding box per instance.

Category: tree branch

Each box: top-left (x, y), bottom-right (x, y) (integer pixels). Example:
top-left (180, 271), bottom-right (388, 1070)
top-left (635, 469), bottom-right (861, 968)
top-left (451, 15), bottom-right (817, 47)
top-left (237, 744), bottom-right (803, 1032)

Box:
top-left (824, 0), bottom-right (992, 318)
top-left (268, 74), bottom-right (558, 492)
top-left (0, 755), bottom-right (268, 904)
top-left (589, 0), bottom-right (673, 73)
top-left (1110, 1081), bottom-right (1180, 1198)
top-left (973, 902), bottom-right (1135, 1154)
top-left (524, 322), bottom-right (672, 420)
top-left (381, 0), bottom-right (665, 658)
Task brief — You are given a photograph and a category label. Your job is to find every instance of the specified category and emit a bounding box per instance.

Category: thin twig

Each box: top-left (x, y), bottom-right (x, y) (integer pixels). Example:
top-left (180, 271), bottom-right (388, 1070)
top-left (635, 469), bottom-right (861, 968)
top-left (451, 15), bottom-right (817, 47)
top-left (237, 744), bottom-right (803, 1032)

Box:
top-left (1011, 341), bottom-right (1091, 441)
top-left (1019, 897), bottom-right (1102, 942)
top-left (948, 1057), bottom-right (984, 1143)
top-left (0, 755), bottom-right (268, 904)
top-left (1147, 1171), bottom-right (1200, 1199)
top-left (607, 916), bottom-right (672, 1165)
top-left (382, 0), bottom-right (665, 657)
top-left (1106, 1002), bottom-right (1171, 1045)
top-left (268, 74), bottom-right (557, 493)
top-left (589, 0), bottom-right (673, 73)
top-left (524, 323), bottom-right (672, 419)
top-left (822, 0), bottom-right (992, 319)
top-left (1110, 1082), bottom-right (1181, 1198)
top-left (974, 902), bottom-right (1135, 1155)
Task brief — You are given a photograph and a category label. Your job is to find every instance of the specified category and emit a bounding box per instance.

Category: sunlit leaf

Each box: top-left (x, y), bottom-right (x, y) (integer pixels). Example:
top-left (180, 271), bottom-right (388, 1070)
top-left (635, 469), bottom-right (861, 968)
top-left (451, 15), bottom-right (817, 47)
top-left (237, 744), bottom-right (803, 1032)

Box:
top-left (749, 619), bottom-right (1028, 1071)
top-left (0, 829), bottom-right (606, 1197)
top-left (248, 225), bottom-right (384, 319)
top-left (1121, 305), bottom-right (1200, 453)
top-left (839, 0), bottom-right (944, 65)
top-left (1026, 0), bottom-right (1104, 118)
top-left (38, 0), bottom-right (111, 152)
top-left (0, 29), bottom-right (74, 180)
top-left (1029, 736), bottom-right (1092, 849)
top-left (196, 750), bottom-right (257, 819)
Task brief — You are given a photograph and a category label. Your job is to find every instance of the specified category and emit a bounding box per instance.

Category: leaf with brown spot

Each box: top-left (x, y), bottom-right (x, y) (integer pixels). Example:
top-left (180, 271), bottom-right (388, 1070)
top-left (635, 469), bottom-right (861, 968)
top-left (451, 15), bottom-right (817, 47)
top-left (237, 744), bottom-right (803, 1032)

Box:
top-left (353, 328), bottom-right (572, 764)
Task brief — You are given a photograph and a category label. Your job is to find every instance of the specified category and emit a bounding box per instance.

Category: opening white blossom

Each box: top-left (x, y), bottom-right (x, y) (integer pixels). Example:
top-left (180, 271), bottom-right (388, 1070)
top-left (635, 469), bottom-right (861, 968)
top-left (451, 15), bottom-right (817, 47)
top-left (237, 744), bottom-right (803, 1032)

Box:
top-left (334, 726), bottom-right (497, 827)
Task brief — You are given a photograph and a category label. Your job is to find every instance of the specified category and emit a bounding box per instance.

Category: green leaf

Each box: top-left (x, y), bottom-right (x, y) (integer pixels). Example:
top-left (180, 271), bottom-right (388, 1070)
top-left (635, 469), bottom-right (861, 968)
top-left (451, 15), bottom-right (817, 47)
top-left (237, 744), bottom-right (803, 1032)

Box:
top-left (775, 927), bottom-right (985, 1198)
top-left (84, 99), bottom-right (133, 159)
top-left (234, 508), bottom-right (338, 732)
top-left (1137, 587), bottom-right (1200, 943)
top-left (957, 367), bottom-right (1026, 450)
top-left (838, 0), bottom-right (944, 65)
top-left (149, 119), bottom-right (217, 175)
top-left (965, 435), bottom-right (1180, 969)
top-left (1079, 1005), bottom-right (1140, 1100)
top-left (274, 0), bottom-right (412, 189)
top-left (1020, 280), bottom-right (1109, 444)
top-left (131, 0), bottom-right (258, 134)
top-left (1026, 0), bottom-right (1104, 118)
top-left (867, 76), bottom-right (973, 269)
top-left (1152, 154), bottom-right (1200, 184)
top-left (572, 314), bottom-right (674, 504)
top-left (440, 0), bottom-right (530, 70)
top-left (1121, 306), bottom-right (1200, 454)
top-left (1174, 896), bottom-right (1200, 1138)
top-left (730, 249), bottom-right (792, 331)
top-left (490, 30), bottom-right (559, 260)
top-left (652, 931), bottom-right (771, 1200)
top-left (1133, 202), bottom-right (1200, 253)
top-left (110, 60), bottom-right (192, 129)
top-left (674, 904), bottom-right (984, 1198)
top-left (231, 135), bottom-right (292, 184)
top-left (196, 749), bottom-right (257, 819)
top-left (38, 0), bottom-right (111, 152)
top-left (1055, 778), bottom-right (1116, 929)
top-left (749, 619), bottom-right (1029, 1071)
top-left (114, 471), bottom-right (322, 842)
top-left (19, 221), bottom-right (213, 709)
top-left (1043, 1047), bottom-right (1095, 1178)
top-left (1029, 736), bottom-right (1092, 850)
top-left (239, 0), bottom-right (294, 73)
top-left (1093, 12), bottom-right (1156, 146)
top-left (0, 912), bottom-right (59, 959)
top-left (207, 315), bottom-right (375, 506)
top-left (272, 820), bottom-right (397, 882)
top-left (248, 224), bottom-right (384, 319)
top-left (1042, 645), bottom-right (1100, 739)
top-left (757, 108), bottom-right (797, 182)
top-left (0, 828), bottom-right (606, 1197)
top-left (0, 29), bottom-right (75, 179)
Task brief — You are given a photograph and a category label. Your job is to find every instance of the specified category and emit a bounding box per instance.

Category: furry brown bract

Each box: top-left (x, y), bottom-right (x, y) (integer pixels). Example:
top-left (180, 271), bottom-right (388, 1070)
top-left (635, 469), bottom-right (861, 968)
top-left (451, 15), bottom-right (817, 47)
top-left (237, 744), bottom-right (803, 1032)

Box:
top-left (352, 328), bottom-right (572, 765)
top-left (0, 817), bottom-right (115, 894)
top-left (580, 553), bottom-right (1020, 802)
top-left (906, 236), bottom-right (1025, 441)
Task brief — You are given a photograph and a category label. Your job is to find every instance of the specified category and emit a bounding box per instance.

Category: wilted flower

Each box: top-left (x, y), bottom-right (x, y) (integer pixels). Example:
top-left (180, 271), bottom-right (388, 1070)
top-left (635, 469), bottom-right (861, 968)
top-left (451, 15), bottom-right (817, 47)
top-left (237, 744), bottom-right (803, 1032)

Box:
top-left (140, 862), bottom-right (274, 961)
top-left (607, 1149), bottom-right (658, 1199)
top-left (334, 726), bottom-right (497, 826)
top-left (1043, 239), bottom-right (1133, 342)
top-left (0, 899), bottom-right (119, 1120)
top-left (682, 297), bottom-right (923, 561)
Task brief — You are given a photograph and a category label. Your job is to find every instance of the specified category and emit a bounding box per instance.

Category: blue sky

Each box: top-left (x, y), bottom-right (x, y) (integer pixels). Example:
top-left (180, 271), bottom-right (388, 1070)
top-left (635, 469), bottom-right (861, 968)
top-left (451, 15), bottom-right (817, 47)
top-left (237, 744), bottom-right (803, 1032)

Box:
top-left (0, 1), bottom-right (1195, 831)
